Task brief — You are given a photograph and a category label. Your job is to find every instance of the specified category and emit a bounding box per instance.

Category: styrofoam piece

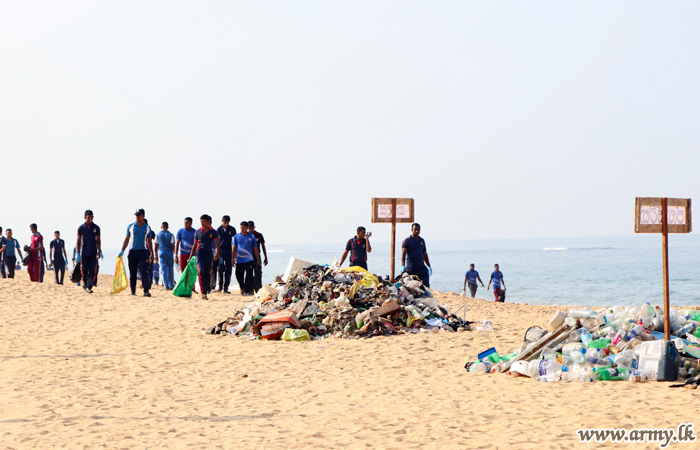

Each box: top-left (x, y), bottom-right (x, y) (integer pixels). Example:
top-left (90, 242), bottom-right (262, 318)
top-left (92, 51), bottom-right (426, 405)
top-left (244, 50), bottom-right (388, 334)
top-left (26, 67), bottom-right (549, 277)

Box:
top-left (547, 311), bottom-right (566, 330)
top-left (282, 256), bottom-right (315, 282)
top-left (637, 340), bottom-right (664, 374)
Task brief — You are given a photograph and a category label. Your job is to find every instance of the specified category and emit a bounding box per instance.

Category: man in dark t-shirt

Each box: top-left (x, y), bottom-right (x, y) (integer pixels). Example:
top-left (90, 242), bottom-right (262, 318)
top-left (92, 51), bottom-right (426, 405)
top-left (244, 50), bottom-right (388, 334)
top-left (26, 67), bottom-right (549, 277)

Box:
top-left (216, 215), bottom-right (236, 293)
top-left (401, 223), bottom-right (432, 287)
top-left (339, 226), bottom-right (372, 271)
top-left (191, 214), bottom-right (220, 300)
top-left (76, 210), bottom-right (102, 293)
top-left (248, 221), bottom-right (267, 292)
top-left (50, 231), bottom-right (68, 284)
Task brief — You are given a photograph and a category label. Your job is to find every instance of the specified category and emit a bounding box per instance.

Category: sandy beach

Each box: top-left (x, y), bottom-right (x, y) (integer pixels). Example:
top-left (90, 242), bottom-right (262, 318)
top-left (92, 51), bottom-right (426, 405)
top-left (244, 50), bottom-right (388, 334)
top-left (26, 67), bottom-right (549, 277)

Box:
top-left (1, 271), bottom-right (698, 449)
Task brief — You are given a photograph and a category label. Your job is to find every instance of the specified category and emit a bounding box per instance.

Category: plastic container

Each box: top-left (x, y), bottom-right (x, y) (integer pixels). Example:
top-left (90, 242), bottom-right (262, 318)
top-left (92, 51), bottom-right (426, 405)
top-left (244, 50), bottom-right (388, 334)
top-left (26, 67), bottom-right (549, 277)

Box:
top-left (562, 342), bottom-right (586, 356)
top-left (588, 338), bottom-right (611, 349)
top-left (586, 348), bottom-right (607, 365)
top-left (581, 329), bottom-right (593, 346)
top-left (569, 309), bottom-right (597, 319)
top-left (637, 340), bottom-right (664, 375)
top-left (547, 311), bottom-right (567, 330)
top-left (469, 361), bottom-right (493, 373)
top-left (537, 360), bottom-right (562, 376)
top-left (657, 341), bottom-right (680, 382)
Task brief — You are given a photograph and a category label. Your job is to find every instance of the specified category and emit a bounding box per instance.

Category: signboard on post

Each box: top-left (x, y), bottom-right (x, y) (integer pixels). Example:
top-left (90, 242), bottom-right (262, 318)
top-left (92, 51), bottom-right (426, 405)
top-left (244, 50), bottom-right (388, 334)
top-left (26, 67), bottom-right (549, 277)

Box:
top-left (371, 198), bottom-right (415, 281)
top-left (634, 197), bottom-right (692, 346)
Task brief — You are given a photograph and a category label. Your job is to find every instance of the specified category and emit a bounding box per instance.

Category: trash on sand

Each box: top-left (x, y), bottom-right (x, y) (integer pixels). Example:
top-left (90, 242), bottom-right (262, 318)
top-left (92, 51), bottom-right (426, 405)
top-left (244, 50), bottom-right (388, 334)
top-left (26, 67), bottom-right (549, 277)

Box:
top-left (466, 303), bottom-right (700, 386)
top-left (207, 258), bottom-right (474, 340)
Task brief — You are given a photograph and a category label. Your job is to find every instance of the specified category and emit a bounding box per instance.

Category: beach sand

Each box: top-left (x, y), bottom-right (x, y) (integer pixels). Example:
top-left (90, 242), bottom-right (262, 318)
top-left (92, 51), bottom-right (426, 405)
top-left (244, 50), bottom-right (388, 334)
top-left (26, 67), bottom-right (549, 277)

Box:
top-left (1, 271), bottom-right (698, 449)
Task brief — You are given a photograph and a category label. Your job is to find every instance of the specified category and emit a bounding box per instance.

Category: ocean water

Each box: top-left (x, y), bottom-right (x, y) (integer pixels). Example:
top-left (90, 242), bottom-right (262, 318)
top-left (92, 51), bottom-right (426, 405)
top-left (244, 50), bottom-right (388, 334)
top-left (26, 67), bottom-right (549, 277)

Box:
top-left (92, 234), bottom-right (700, 307)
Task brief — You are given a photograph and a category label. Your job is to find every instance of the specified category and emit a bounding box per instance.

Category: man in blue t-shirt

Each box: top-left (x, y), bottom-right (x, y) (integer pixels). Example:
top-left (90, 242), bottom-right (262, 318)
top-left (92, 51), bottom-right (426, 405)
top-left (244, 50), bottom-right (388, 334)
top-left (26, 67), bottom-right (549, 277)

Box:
top-left (463, 264), bottom-right (485, 298)
top-left (155, 221), bottom-right (176, 290)
top-left (190, 214), bottom-right (220, 300)
top-left (119, 208), bottom-right (154, 297)
top-left (216, 215), bottom-right (237, 294)
top-left (175, 217), bottom-right (196, 273)
top-left (401, 223), bottom-right (432, 287)
top-left (339, 226), bottom-right (372, 270)
top-left (76, 210), bottom-right (102, 292)
top-left (0, 228), bottom-right (23, 279)
top-left (232, 221), bottom-right (260, 296)
top-left (487, 264), bottom-right (506, 302)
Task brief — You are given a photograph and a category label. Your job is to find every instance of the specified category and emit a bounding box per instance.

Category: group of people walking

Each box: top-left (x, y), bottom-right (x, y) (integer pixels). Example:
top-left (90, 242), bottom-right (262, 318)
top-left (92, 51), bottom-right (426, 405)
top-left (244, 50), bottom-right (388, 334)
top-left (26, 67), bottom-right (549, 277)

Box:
top-left (0, 209), bottom-right (269, 301)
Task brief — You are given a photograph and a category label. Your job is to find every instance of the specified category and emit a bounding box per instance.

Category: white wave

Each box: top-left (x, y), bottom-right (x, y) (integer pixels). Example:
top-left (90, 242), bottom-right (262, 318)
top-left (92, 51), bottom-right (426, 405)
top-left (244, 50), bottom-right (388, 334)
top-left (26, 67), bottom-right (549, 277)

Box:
top-left (543, 247), bottom-right (568, 251)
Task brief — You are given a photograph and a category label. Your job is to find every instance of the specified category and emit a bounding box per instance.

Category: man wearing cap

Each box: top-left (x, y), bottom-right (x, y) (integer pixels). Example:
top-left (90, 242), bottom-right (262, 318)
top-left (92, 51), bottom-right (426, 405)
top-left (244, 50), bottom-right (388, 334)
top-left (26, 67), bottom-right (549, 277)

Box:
top-left (401, 223), bottom-right (432, 287)
top-left (247, 221), bottom-right (268, 292)
top-left (216, 215), bottom-right (236, 294)
top-left (155, 222), bottom-right (176, 290)
top-left (190, 214), bottom-right (220, 300)
top-left (339, 226), bottom-right (372, 270)
top-left (175, 217), bottom-right (196, 273)
top-left (76, 210), bottom-right (102, 293)
top-left (119, 209), bottom-right (154, 297)
top-left (232, 221), bottom-right (260, 296)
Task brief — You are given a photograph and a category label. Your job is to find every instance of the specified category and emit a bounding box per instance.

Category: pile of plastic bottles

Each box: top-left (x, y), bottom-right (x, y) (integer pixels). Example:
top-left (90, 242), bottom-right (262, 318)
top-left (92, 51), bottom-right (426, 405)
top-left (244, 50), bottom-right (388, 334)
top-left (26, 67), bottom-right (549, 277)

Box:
top-left (468, 303), bottom-right (700, 382)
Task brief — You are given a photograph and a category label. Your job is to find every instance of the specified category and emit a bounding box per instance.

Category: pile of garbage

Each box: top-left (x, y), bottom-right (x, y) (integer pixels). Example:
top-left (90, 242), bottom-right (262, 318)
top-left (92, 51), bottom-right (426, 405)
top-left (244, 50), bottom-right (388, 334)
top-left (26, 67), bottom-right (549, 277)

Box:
top-left (467, 303), bottom-right (700, 386)
top-left (207, 263), bottom-right (472, 340)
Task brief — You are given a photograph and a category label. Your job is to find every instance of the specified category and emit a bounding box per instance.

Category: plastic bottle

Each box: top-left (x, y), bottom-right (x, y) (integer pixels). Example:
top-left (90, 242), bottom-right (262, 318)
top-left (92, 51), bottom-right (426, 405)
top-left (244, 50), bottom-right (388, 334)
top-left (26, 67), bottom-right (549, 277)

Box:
top-left (536, 373), bottom-right (561, 382)
top-left (537, 359), bottom-right (563, 376)
top-left (489, 362), bottom-right (504, 373)
top-left (611, 329), bottom-right (626, 346)
top-left (640, 303), bottom-right (655, 322)
top-left (562, 342), bottom-right (586, 356)
top-left (625, 324), bottom-right (645, 341)
top-left (680, 323), bottom-right (697, 334)
top-left (586, 348), bottom-right (607, 365)
top-left (469, 361), bottom-right (493, 373)
top-left (581, 329), bottom-right (593, 346)
top-left (587, 338), bottom-right (611, 349)
top-left (571, 349), bottom-right (586, 364)
top-left (569, 309), bottom-right (598, 319)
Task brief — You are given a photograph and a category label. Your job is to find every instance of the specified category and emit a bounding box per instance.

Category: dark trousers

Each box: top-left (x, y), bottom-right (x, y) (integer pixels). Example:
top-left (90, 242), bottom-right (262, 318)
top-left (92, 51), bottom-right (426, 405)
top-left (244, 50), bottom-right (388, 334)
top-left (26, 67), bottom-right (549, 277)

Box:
top-left (407, 265), bottom-right (430, 288)
top-left (235, 261), bottom-right (255, 293)
top-left (218, 251), bottom-right (233, 291)
top-left (0, 254), bottom-right (5, 278)
top-left (128, 249), bottom-right (150, 293)
top-left (252, 262), bottom-right (263, 292)
top-left (468, 282), bottom-right (478, 298)
top-left (4, 256), bottom-right (16, 278)
top-left (349, 260), bottom-right (368, 270)
top-left (82, 255), bottom-right (98, 289)
top-left (198, 256), bottom-right (213, 295)
top-left (53, 259), bottom-right (65, 284)
top-left (209, 259), bottom-right (218, 290)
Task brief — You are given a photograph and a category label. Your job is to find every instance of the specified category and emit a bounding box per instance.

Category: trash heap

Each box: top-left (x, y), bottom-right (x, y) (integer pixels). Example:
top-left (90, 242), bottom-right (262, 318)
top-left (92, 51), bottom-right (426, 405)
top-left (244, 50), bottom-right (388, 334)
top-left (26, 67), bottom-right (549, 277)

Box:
top-left (467, 303), bottom-right (700, 386)
top-left (207, 264), bottom-right (472, 340)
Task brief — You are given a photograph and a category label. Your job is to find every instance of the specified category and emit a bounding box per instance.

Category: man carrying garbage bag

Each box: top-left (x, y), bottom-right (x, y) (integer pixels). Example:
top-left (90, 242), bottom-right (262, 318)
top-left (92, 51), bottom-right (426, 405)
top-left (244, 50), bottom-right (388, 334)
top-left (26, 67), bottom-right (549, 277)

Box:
top-left (401, 223), bottom-right (432, 287)
top-left (190, 214), bottom-right (221, 301)
top-left (118, 209), bottom-right (154, 297)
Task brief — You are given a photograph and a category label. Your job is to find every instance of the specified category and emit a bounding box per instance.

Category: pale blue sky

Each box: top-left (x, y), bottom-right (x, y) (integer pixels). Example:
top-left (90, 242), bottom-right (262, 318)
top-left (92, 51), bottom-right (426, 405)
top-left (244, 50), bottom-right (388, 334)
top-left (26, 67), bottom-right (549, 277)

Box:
top-left (1, 1), bottom-right (699, 249)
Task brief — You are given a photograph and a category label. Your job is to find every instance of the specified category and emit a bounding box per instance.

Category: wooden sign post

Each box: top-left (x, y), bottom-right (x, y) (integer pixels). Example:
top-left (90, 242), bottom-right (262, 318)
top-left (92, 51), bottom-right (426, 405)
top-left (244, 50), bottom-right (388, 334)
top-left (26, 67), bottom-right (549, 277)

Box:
top-left (371, 198), bottom-right (414, 281)
top-left (635, 197), bottom-right (692, 341)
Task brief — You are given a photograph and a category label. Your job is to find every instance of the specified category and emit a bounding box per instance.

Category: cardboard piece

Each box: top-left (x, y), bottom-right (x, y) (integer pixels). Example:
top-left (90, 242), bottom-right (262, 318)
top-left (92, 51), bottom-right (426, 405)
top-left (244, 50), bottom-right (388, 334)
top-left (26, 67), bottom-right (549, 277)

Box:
top-left (252, 310), bottom-right (300, 340)
top-left (372, 300), bottom-right (400, 317)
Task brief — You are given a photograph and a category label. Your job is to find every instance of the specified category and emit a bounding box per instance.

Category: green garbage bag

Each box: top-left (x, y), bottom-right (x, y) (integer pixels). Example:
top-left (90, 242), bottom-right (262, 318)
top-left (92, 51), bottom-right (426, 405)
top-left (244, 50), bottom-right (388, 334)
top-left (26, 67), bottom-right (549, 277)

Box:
top-left (173, 256), bottom-right (198, 298)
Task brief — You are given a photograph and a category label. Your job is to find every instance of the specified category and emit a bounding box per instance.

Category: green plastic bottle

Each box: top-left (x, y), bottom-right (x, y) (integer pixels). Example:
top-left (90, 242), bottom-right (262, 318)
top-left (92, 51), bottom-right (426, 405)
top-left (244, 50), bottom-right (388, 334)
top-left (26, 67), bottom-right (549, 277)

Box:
top-left (587, 338), bottom-right (611, 349)
top-left (500, 352), bottom-right (519, 362)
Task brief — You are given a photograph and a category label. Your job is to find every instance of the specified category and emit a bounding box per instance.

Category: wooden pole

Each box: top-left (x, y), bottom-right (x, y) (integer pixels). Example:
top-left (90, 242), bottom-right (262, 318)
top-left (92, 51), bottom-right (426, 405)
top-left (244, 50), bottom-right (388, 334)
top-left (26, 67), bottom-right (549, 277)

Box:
top-left (662, 197), bottom-right (671, 341)
top-left (391, 198), bottom-right (396, 282)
